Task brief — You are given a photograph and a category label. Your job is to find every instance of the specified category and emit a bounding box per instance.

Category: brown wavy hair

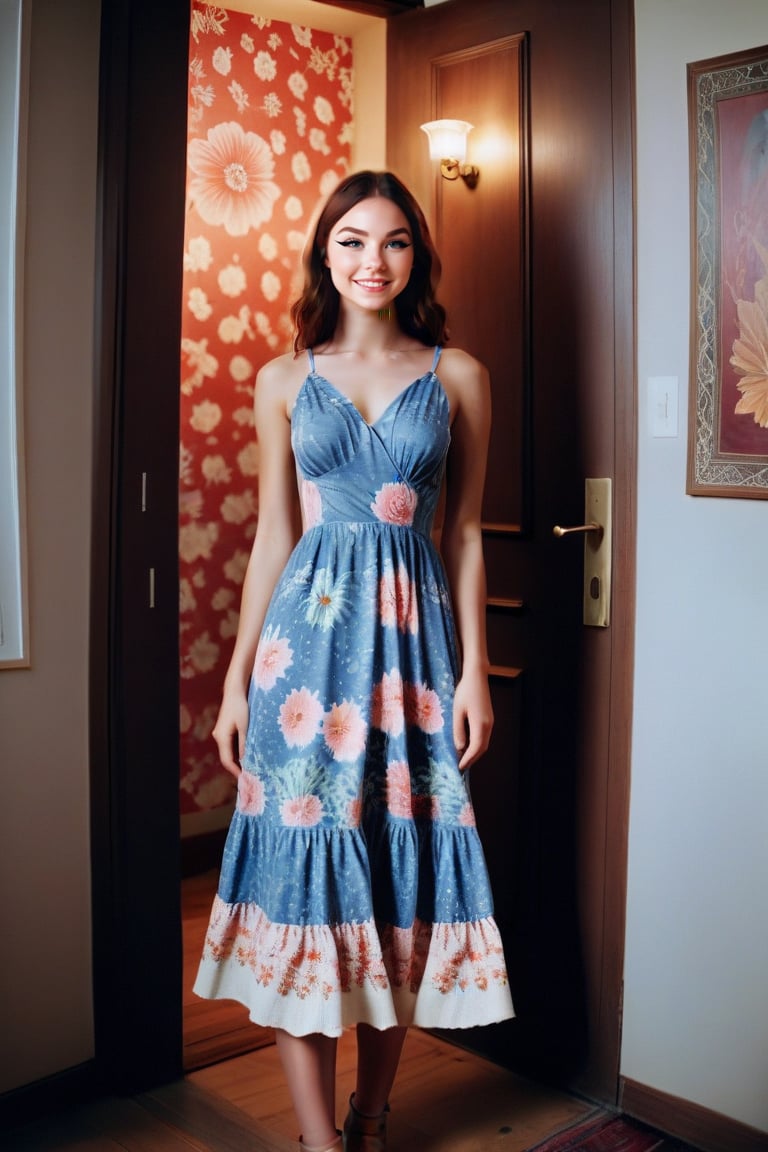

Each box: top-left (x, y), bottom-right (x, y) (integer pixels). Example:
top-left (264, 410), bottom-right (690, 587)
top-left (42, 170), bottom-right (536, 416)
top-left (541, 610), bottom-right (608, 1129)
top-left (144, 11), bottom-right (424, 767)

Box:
top-left (291, 170), bottom-right (447, 352)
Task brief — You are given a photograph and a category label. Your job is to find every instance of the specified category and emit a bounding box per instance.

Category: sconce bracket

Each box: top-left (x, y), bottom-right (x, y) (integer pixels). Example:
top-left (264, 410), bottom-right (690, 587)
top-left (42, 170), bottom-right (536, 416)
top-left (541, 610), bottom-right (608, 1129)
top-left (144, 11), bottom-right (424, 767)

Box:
top-left (439, 158), bottom-right (480, 189)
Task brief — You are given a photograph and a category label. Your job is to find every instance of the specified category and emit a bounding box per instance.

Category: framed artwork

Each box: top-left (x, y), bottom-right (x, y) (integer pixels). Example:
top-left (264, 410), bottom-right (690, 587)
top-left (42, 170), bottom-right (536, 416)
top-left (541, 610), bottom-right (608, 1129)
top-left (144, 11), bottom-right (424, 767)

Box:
top-left (687, 44), bottom-right (768, 498)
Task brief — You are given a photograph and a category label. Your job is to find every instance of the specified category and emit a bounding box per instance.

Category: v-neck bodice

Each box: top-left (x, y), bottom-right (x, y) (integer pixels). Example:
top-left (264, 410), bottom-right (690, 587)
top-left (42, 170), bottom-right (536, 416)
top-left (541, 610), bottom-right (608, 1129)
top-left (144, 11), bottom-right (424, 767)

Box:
top-left (291, 346), bottom-right (450, 537)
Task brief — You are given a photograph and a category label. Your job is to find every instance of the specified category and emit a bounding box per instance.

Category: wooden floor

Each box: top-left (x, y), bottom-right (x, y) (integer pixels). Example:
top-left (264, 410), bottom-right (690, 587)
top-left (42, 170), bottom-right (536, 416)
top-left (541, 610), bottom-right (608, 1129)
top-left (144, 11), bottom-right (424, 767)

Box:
top-left (4, 870), bottom-right (600, 1151)
top-left (183, 868), bottom-right (274, 1070)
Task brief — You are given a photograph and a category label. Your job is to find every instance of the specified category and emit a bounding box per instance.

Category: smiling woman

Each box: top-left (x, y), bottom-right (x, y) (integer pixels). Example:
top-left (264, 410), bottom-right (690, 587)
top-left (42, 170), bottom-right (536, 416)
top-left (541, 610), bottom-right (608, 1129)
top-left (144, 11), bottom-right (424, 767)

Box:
top-left (0, 0), bottom-right (28, 668)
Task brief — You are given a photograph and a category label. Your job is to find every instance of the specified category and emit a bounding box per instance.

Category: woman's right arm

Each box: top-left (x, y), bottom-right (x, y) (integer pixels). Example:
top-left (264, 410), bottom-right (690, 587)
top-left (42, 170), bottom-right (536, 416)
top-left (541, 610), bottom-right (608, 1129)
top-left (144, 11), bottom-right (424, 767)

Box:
top-left (212, 358), bottom-right (300, 777)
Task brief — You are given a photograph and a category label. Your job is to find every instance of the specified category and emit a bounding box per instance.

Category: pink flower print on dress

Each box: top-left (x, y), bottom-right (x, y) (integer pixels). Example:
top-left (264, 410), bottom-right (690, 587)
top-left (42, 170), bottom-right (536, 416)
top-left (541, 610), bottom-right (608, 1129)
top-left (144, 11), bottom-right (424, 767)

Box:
top-left (370, 480), bottom-right (418, 526)
top-left (379, 566), bottom-right (419, 634)
top-left (237, 771), bottom-right (265, 816)
top-left (300, 479), bottom-right (323, 529)
top-left (280, 794), bottom-right (324, 827)
top-left (322, 700), bottom-right (368, 762)
top-left (459, 802), bottom-right (477, 827)
top-left (371, 669), bottom-right (406, 736)
top-left (405, 681), bottom-right (444, 734)
top-left (253, 625), bottom-right (293, 691)
top-left (346, 796), bottom-right (362, 827)
top-left (278, 687), bottom-right (324, 748)
top-left (386, 761), bottom-right (413, 818)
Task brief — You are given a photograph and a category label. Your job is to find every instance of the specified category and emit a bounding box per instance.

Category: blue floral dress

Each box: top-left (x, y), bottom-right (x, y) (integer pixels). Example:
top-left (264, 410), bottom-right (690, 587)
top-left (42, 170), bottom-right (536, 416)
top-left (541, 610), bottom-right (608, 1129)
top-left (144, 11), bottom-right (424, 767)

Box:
top-left (194, 346), bottom-right (514, 1037)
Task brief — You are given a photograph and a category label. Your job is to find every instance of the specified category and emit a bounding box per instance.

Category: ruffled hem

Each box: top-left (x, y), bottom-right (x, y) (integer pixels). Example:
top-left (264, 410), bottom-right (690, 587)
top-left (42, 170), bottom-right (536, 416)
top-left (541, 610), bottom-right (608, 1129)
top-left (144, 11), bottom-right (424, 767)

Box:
top-left (193, 896), bottom-right (514, 1037)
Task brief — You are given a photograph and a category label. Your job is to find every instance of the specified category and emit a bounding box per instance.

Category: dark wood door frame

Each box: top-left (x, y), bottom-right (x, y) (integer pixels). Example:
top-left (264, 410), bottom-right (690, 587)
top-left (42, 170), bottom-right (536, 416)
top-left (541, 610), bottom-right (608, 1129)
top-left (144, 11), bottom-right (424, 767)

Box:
top-left (90, 0), bottom-right (635, 1102)
top-left (90, 0), bottom-right (189, 1093)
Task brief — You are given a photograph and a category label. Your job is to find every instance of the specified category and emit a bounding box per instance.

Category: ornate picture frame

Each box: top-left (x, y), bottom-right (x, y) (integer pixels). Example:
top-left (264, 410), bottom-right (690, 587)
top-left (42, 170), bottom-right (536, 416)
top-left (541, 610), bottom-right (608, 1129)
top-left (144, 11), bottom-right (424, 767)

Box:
top-left (687, 44), bottom-right (768, 498)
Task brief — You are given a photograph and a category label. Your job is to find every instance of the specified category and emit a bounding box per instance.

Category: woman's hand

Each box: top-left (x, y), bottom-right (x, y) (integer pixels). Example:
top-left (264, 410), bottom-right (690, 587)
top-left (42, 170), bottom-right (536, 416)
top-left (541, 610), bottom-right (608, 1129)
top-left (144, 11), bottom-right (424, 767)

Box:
top-left (212, 688), bottom-right (249, 779)
top-left (453, 670), bottom-right (494, 771)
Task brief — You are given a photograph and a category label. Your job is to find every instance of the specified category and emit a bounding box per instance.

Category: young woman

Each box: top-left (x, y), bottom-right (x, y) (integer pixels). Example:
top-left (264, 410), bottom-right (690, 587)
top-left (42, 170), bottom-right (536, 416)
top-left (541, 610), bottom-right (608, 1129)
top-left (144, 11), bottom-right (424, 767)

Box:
top-left (194, 170), bottom-right (514, 1152)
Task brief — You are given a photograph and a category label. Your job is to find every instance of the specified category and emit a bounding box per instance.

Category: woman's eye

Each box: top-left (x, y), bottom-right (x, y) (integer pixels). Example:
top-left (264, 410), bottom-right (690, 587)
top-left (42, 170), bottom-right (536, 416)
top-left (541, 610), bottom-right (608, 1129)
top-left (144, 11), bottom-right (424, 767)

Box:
top-left (337, 238), bottom-right (362, 248)
top-left (386, 240), bottom-right (411, 250)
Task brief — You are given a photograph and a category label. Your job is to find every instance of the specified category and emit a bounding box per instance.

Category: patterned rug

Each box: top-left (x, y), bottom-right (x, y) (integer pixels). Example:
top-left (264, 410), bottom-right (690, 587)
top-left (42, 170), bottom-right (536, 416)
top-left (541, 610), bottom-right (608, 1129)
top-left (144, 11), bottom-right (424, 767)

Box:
top-left (528, 1109), bottom-right (697, 1152)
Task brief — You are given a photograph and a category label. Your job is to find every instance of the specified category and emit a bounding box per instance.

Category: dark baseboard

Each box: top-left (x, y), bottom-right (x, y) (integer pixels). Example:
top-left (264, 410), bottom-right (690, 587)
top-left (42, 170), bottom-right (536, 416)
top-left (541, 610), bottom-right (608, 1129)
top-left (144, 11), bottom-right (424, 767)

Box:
top-left (180, 828), bottom-right (227, 877)
top-left (0, 1060), bottom-right (101, 1132)
top-left (620, 1076), bottom-right (768, 1152)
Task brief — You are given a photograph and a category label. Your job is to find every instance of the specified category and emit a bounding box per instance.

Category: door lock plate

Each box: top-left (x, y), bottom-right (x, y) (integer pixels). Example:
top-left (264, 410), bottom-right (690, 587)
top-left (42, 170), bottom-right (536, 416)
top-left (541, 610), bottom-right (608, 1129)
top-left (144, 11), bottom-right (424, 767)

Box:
top-left (583, 478), bottom-right (611, 627)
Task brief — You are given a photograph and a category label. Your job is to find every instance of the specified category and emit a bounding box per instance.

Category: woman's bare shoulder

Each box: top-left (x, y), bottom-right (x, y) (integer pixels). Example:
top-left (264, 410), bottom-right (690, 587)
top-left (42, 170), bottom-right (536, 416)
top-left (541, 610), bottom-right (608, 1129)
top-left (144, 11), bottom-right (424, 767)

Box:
top-left (256, 349), bottom-right (310, 412)
top-left (438, 346), bottom-right (487, 381)
top-left (437, 346), bottom-right (489, 414)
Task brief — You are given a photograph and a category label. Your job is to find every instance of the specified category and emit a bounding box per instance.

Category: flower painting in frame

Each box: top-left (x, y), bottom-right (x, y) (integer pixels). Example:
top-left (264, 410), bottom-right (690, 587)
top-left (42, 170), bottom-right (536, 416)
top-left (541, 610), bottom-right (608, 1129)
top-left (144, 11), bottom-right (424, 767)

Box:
top-left (687, 43), bottom-right (768, 498)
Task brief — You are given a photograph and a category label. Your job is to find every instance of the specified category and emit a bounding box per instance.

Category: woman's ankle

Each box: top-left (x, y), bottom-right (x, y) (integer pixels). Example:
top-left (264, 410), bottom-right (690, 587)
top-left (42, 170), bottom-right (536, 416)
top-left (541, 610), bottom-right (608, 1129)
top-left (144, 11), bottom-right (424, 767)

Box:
top-left (299, 1132), bottom-right (341, 1152)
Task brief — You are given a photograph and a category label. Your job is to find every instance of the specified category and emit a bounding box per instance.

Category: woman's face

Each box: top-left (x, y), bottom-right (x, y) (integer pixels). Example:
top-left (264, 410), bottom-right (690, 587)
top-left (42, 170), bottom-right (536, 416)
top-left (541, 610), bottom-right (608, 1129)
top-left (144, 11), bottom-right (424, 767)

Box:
top-left (324, 195), bottom-right (414, 314)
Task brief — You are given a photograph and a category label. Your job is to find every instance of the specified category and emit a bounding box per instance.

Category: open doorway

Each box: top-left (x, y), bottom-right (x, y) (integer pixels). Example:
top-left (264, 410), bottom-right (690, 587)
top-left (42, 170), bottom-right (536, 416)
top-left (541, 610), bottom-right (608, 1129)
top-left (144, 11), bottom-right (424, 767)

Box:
top-left (177, 0), bottom-right (388, 1072)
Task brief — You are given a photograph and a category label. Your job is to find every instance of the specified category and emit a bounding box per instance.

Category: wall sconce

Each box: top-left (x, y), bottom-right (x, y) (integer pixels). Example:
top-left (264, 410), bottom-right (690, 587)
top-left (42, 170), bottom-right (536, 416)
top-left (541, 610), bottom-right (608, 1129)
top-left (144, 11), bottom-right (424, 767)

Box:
top-left (420, 119), bottom-right (479, 189)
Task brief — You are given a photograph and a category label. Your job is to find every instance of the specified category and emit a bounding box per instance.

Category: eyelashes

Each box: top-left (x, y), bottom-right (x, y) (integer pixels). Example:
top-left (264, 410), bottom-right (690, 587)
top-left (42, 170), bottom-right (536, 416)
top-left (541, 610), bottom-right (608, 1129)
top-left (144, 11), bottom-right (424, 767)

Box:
top-left (334, 238), bottom-right (412, 250)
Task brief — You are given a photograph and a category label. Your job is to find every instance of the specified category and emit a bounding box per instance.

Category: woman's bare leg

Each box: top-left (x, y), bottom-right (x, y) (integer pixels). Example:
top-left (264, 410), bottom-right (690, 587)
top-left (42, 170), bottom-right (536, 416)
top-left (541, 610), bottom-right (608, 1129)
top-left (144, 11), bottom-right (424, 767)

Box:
top-left (275, 1029), bottom-right (339, 1148)
top-left (352, 1023), bottom-right (408, 1116)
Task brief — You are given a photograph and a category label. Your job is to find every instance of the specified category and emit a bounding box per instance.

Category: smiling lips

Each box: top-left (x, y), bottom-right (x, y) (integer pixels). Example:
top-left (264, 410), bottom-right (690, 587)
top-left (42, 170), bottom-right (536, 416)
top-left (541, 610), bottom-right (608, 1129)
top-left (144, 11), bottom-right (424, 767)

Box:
top-left (354, 278), bottom-right (390, 291)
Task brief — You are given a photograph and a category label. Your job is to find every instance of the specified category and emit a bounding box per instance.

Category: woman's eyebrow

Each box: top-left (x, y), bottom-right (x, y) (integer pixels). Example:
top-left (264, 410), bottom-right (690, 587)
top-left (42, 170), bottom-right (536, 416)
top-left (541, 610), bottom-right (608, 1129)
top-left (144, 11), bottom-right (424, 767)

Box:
top-left (335, 226), bottom-right (412, 237)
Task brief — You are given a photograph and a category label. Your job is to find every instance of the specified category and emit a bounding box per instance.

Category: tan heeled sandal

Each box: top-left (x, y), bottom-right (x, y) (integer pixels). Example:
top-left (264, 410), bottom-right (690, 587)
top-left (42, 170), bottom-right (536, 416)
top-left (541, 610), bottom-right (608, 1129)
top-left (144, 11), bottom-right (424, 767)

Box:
top-left (342, 1095), bottom-right (388, 1152)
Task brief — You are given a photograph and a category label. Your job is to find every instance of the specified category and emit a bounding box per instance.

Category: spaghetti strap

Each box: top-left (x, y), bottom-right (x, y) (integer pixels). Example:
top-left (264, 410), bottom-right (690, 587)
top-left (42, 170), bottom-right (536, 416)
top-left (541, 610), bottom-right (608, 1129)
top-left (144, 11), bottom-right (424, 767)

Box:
top-left (431, 345), bottom-right (442, 373)
top-left (307, 348), bottom-right (316, 373)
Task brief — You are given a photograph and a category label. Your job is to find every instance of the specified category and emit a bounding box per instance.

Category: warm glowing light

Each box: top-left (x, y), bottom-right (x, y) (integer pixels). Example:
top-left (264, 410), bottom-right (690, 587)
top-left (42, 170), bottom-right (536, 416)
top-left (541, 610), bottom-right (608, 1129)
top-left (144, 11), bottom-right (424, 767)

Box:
top-left (420, 119), bottom-right (473, 163)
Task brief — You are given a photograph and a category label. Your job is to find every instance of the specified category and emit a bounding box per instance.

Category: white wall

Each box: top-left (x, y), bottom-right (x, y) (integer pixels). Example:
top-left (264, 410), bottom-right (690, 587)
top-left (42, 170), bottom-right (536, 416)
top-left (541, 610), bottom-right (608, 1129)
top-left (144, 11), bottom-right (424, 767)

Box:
top-left (624, 0), bottom-right (768, 1134)
top-left (0, 0), bottom-right (100, 1093)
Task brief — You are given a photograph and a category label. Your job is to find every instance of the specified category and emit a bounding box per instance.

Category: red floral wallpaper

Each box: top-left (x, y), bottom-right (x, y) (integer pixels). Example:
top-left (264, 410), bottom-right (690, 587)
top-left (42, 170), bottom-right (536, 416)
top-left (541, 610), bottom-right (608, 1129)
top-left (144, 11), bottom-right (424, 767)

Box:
top-left (179, 3), bottom-right (353, 818)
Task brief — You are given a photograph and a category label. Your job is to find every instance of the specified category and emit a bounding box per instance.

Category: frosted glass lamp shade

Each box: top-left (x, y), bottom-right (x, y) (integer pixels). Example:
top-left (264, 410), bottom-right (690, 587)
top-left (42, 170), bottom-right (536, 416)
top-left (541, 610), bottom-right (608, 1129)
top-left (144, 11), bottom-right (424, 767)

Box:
top-left (420, 119), bottom-right (473, 163)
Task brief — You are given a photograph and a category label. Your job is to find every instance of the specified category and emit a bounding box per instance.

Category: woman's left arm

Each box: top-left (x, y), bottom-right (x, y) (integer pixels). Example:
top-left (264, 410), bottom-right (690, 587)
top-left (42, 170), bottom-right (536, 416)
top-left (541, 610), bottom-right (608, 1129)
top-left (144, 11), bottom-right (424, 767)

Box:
top-left (440, 350), bottom-right (494, 770)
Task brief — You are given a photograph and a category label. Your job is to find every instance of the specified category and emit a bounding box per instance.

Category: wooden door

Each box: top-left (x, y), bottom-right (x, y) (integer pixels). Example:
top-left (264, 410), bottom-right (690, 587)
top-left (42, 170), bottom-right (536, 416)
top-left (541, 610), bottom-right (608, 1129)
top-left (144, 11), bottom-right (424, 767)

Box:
top-left (386, 0), bottom-right (635, 1102)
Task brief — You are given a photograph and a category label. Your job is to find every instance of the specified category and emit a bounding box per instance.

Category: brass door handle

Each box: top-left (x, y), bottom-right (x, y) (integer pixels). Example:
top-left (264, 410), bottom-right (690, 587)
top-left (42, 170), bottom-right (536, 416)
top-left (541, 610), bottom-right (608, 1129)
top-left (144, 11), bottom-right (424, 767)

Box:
top-left (552, 479), bottom-right (612, 627)
top-left (552, 522), bottom-right (603, 540)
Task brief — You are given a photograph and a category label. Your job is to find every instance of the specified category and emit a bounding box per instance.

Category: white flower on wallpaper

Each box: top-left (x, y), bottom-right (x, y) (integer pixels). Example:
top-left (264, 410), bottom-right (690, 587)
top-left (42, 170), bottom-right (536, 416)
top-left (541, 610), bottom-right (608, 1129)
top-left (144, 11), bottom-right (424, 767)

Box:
top-left (292, 151), bottom-right (312, 182)
top-left (201, 455), bottom-right (232, 484)
top-left (232, 405), bottom-right (254, 426)
top-left (261, 271), bottom-right (282, 302)
top-left (187, 121), bottom-right (280, 236)
top-left (180, 578), bottom-right (197, 613)
top-left (289, 72), bottom-right (308, 101)
top-left (310, 128), bottom-right (331, 155)
top-left (237, 442), bottom-right (260, 476)
top-left (314, 96), bottom-right (334, 125)
top-left (223, 550), bottom-right (250, 584)
top-left (188, 287), bottom-right (213, 321)
top-left (270, 130), bottom-right (286, 154)
top-left (213, 46), bottom-right (232, 75)
top-left (294, 107), bottom-right (307, 136)
top-left (212, 587), bottom-right (236, 611)
top-left (258, 233), bottom-right (278, 260)
top-left (254, 51), bottom-right (277, 81)
top-left (190, 400), bottom-right (223, 434)
top-left (181, 336), bottom-right (219, 394)
top-left (229, 357), bottom-right (254, 384)
top-left (184, 235), bottom-right (214, 272)
top-left (180, 521), bottom-right (220, 564)
top-left (284, 195), bottom-right (303, 220)
top-left (229, 81), bottom-right (249, 113)
top-left (263, 94), bottom-right (283, 118)
top-left (221, 490), bottom-right (257, 524)
top-left (218, 263), bottom-right (247, 296)
top-left (241, 34), bottom-right (254, 53)
top-left (292, 25), bottom-right (312, 48)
